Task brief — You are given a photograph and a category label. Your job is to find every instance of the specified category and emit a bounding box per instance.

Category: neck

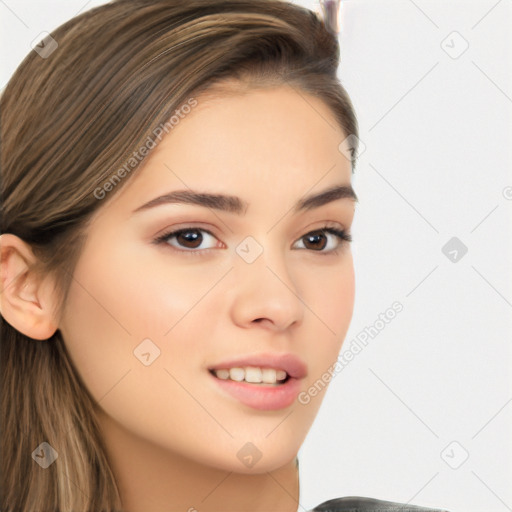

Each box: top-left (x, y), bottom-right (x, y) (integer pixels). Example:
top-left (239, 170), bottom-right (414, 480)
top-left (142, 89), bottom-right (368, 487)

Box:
top-left (96, 409), bottom-right (300, 512)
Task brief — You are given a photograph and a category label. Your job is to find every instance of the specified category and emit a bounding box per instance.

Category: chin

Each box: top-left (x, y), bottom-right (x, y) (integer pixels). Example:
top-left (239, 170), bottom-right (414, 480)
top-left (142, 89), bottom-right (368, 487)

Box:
top-left (220, 454), bottom-right (297, 475)
top-left (194, 440), bottom-right (300, 475)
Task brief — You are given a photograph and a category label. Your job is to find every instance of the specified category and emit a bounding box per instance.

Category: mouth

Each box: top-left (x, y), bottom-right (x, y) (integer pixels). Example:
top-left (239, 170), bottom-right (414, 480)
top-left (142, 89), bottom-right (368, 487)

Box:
top-left (206, 355), bottom-right (307, 411)
top-left (208, 367), bottom-right (292, 386)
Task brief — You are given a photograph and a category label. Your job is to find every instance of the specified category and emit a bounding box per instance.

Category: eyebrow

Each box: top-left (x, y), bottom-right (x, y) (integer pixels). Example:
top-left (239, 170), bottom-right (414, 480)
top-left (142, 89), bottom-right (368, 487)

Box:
top-left (131, 184), bottom-right (358, 216)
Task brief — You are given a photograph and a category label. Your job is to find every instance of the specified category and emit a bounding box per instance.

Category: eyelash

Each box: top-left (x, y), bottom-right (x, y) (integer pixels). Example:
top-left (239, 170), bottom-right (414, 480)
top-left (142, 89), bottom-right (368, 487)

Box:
top-left (152, 225), bottom-right (352, 256)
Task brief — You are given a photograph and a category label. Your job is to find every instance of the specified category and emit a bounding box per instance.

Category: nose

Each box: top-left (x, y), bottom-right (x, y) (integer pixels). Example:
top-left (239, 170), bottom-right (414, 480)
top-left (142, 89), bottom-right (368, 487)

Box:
top-left (229, 246), bottom-right (305, 332)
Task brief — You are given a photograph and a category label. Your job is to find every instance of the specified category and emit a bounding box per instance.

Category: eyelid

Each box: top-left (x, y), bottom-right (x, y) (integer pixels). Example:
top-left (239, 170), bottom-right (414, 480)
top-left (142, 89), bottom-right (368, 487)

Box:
top-left (153, 226), bottom-right (222, 252)
top-left (152, 222), bottom-right (352, 255)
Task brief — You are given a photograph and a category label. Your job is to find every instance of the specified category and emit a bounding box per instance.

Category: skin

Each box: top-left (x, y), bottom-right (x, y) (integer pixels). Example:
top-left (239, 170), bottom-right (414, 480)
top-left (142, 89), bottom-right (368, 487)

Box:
top-left (0, 84), bottom-right (356, 512)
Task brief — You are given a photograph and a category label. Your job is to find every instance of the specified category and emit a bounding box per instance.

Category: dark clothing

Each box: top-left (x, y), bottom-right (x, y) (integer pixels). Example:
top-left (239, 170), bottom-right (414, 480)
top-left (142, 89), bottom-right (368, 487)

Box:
top-left (309, 496), bottom-right (451, 511)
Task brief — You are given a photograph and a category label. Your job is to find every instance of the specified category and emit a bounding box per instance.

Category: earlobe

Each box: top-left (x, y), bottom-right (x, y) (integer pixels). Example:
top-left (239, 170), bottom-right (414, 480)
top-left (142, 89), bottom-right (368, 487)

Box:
top-left (0, 233), bottom-right (59, 340)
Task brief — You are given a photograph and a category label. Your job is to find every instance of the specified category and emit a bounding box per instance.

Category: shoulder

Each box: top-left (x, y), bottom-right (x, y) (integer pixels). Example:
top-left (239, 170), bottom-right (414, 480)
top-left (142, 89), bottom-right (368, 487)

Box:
top-left (309, 496), bottom-right (452, 512)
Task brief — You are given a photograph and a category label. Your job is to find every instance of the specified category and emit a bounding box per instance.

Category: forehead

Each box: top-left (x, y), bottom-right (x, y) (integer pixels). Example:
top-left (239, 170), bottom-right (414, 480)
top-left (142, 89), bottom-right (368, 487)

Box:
top-left (97, 85), bottom-right (352, 217)
top-left (178, 83), bottom-right (346, 156)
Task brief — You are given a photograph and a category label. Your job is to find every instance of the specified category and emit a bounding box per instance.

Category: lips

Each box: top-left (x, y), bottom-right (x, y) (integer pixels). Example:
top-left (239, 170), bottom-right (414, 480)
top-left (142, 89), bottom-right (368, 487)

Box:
top-left (208, 352), bottom-right (307, 379)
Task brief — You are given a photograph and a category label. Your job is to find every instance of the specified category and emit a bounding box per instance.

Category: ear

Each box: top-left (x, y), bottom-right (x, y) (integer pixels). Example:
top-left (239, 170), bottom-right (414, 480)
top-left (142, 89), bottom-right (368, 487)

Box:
top-left (0, 233), bottom-right (59, 340)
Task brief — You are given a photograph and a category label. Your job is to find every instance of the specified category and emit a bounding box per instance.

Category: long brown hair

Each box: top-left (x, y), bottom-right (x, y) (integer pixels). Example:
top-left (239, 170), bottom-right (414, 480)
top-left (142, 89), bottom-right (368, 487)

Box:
top-left (0, 1), bottom-right (359, 510)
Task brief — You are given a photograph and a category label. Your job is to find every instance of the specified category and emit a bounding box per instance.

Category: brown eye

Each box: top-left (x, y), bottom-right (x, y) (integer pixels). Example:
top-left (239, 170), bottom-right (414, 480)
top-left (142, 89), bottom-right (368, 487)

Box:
top-left (153, 225), bottom-right (351, 256)
top-left (293, 227), bottom-right (351, 254)
top-left (175, 229), bottom-right (203, 249)
top-left (154, 227), bottom-right (220, 252)
top-left (302, 230), bottom-right (328, 251)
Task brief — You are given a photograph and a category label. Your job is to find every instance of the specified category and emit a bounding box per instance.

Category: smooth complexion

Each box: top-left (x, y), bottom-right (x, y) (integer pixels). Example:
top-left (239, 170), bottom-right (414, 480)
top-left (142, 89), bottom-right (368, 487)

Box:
top-left (0, 84), bottom-right (356, 511)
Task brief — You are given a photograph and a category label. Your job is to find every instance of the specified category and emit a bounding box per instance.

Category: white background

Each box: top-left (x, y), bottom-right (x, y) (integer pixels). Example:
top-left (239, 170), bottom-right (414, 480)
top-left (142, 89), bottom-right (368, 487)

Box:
top-left (1, 2), bottom-right (511, 512)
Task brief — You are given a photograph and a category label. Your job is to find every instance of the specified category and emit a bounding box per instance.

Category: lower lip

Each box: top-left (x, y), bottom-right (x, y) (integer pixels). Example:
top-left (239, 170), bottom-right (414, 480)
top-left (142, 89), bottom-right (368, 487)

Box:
top-left (208, 372), bottom-right (302, 411)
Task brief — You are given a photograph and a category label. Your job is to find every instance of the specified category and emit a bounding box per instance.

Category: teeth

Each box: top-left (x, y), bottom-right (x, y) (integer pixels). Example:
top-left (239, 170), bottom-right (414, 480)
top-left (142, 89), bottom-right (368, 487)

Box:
top-left (262, 368), bottom-right (277, 383)
top-left (276, 370), bottom-right (287, 381)
top-left (229, 368), bottom-right (245, 382)
top-left (245, 367), bottom-right (262, 383)
top-left (212, 366), bottom-right (288, 384)
top-left (215, 369), bottom-right (230, 380)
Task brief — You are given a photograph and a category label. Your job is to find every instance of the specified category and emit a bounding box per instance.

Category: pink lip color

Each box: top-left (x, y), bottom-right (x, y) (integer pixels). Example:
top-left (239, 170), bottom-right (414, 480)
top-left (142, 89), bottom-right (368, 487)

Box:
top-left (208, 353), bottom-right (307, 380)
top-left (208, 372), bottom-right (302, 411)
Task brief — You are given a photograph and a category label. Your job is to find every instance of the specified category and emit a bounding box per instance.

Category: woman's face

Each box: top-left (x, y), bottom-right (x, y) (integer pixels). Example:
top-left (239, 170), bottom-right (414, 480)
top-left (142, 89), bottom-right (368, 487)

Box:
top-left (59, 84), bottom-right (356, 473)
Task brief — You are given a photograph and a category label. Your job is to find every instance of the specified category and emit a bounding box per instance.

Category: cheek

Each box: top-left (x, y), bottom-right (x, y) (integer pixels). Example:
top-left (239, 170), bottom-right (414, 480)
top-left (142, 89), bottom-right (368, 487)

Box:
top-left (58, 256), bottom-right (137, 402)
top-left (300, 253), bottom-right (355, 373)
top-left (304, 253), bottom-right (355, 336)
top-left (58, 243), bottom-right (225, 400)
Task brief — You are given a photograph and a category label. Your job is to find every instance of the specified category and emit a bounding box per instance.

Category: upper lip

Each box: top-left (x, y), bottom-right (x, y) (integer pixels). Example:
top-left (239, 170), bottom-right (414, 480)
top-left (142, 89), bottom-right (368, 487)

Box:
top-left (208, 353), bottom-right (307, 379)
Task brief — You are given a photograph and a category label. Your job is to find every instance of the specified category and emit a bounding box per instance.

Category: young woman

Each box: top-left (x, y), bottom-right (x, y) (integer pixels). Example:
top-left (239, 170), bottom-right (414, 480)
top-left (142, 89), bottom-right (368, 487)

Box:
top-left (0, 1), bottom-right (452, 511)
